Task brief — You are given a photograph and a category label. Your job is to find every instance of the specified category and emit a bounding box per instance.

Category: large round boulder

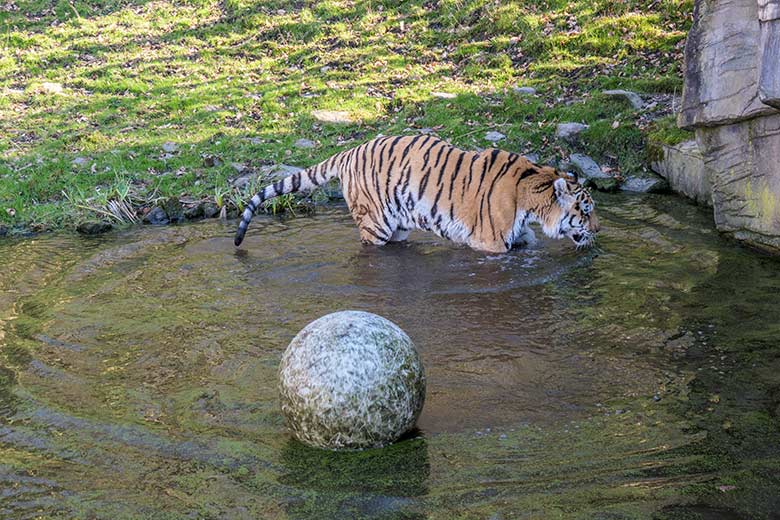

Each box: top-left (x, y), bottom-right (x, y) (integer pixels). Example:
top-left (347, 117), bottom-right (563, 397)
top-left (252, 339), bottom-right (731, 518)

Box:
top-left (279, 311), bottom-right (426, 450)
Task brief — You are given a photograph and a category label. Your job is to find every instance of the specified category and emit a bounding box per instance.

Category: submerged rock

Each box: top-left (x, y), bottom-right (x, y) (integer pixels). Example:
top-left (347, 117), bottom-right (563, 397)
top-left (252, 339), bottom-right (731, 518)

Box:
top-left (279, 311), bottom-right (426, 450)
top-left (76, 221), bottom-right (112, 235)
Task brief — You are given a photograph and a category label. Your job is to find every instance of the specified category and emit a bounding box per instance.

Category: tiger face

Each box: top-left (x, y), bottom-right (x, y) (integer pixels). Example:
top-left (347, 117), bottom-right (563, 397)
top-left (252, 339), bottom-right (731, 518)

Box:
top-left (553, 177), bottom-right (600, 248)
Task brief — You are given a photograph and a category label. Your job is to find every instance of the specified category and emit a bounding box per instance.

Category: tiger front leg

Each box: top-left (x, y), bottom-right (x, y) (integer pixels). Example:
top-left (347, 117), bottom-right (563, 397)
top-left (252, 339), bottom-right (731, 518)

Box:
top-left (514, 226), bottom-right (536, 247)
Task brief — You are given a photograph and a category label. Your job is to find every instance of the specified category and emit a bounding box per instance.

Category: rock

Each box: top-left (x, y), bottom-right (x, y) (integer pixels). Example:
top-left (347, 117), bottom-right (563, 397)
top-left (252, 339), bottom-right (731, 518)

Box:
top-left (260, 163), bottom-right (303, 182)
top-left (183, 203), bottom-right (204, 220)
top-left (679, 0), bottom-right (777, 128)
top-left (602, 89), bottom-right (644, 110)
top-left (650, 140), bottom-right (710, 205)
top-left (678, 0), bottom-right (780, 252)
top-left (567, 153), bottom-right (611, 179)
top-left (76, 221), bottom-right (113, 235)
top-left (72, 156), bottom-right (90, 167)
top-left (232, 174), bottom-right (253, 189)
top-left (620, 176), bottom-right (669, 193)
top-left (588, 177), bottom-right (620, 193)
top-left (701, 113), bottom-right (780, 250)
top-left (294, 138), bottom-right (316, 149)
top-left (513, 86), bottom-right (537, 95)
top-left (231, 162), bottom-right (247, 173)
top-left (311, 110), bottom-right (354, 124)
top-left (431, 91), bottom-right (457, 99)
top-left (759, 17), bottom-right (780, 108)
top-left (160, 198), bottom-right (184, 223)
top-left (142, 206), bottom-right (169, 225)
top-left (279, 311), bottom-right (426, 450)
top-left (202, 203), bottom-right (220, 219)
top-left (523, 153), bottom-right (540, 164)
top-left (161, 142), bottom-right (178, 153)
top-left (555, 122), bottom-right (589, 142)
top-left (484, 131), bottom-right (506, 142)
top-left (0, 224), bottom-right (8, 237)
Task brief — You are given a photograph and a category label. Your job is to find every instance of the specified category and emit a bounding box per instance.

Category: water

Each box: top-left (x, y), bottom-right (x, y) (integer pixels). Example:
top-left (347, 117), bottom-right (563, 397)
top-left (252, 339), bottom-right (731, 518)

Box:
top-left (1, 194), bottom-right (779, 519)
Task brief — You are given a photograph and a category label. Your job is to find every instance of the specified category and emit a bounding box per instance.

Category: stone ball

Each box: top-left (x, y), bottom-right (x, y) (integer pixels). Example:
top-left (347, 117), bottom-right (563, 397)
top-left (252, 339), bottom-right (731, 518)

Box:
top-left (279, 311), bottom-right (426, 450)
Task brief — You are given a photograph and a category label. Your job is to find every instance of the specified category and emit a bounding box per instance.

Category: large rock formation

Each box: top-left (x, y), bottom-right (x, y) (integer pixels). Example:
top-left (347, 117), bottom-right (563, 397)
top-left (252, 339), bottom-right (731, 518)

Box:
top-left (676, 0), bottom-right (780, 252)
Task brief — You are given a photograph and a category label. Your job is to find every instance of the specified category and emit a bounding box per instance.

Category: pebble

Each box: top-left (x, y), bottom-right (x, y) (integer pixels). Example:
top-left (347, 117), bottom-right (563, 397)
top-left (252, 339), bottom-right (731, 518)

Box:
top-left (294, 138), bottom-right (316, 149)
top-left (513, 86), bottom-right (537, 95)
top-left (555, 122), bottom-right (589, 142)
top-left (161, 141), bottom-right (178, 153)
top-left (311, 110), bottom-right (354, 124)
top-left (72, 156), bottom-right (91, 166)
top-left (484, 131), bottom-right (506, 142)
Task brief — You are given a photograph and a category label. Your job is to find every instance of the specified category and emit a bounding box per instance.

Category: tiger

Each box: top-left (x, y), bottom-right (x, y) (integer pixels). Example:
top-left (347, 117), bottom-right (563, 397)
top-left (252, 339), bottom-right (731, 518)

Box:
top-left (234, 135), bottom-right (600, 253)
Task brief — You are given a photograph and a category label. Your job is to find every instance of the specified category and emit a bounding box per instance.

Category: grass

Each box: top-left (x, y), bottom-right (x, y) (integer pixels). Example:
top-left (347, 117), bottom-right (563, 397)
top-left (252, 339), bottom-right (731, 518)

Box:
top-left (0, 0), bottom-right (692, 233)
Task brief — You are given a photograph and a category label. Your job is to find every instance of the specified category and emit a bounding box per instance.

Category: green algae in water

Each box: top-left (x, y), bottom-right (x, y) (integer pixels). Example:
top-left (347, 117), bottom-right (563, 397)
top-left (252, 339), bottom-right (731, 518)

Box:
top-left (0, 202), bottom-right (779, 519)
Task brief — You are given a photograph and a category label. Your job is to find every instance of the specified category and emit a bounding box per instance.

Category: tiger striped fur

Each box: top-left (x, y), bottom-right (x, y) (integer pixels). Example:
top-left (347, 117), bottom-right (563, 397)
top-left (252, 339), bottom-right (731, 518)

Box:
top-left (234, 135), bottom-right (600, 252)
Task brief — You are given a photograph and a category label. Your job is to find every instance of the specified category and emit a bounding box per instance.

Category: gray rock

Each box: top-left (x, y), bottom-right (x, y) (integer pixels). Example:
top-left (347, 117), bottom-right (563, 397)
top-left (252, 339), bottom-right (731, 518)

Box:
top-left (620, 175), bottom-right (669, 193)
top-left (602, 89), bottom-right (644, 110)
top-left (555, 122), bottom-right (589, 142)
top-left (0, 224), bottom-right (8, 237)
top-left (513, 86), bottom-right (537, 95)
top-left (294, 138), bottom-right (316, 149)
top-left (650, 140), bottom-right (710, 205)
top-left (701, 113), bottom-right (780, 251)
top-left (279, 311), bottom-right (426, 450)
top-left (231, 162), bottom-right (247, 173)
top-left (202, 203), bottom-right (220, 219)
top-left (76, 221), bottom-right (112, 235)
top-left (142, 206), bottom-right (169, 225)
top-left (567, 153), bottom-right (611, 179)
top-left (232, 175), bottom-right (253, 189)
top-left (677, 0), bottom-right (780, 252)
top-left (759, 17), bottom-right (780, 108)
top-left (160, 198), bottom-right (184, 223)
top-left (183, 203), bottom-right (204, 220)
top-left (72, 156), bottom-right (90, 166)
top-left (523, 153), bottom-right (540, 164)
top-left (260, 163), bottom-right (303, 182)
top-left (679, 0), bottom-right (778, 128)
top-left (161, 142), bottom-right (178, 153)
top-left (484, 131), bottom-right (506, 142)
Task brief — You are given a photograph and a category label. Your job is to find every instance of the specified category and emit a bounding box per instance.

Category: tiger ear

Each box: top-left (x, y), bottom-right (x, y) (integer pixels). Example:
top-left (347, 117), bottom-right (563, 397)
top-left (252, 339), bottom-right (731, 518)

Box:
top-left (554, 178), bottom-right (573, 206)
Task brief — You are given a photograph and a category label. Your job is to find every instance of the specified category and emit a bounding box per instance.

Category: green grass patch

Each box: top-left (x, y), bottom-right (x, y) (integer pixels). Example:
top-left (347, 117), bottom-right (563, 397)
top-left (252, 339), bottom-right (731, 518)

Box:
top-left (1, 0), bottom-right (693, 232)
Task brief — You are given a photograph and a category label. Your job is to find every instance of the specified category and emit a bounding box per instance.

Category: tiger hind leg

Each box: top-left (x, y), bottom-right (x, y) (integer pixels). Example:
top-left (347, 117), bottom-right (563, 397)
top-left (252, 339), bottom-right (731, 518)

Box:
top-left (359, 226), bottom-right (390, 246)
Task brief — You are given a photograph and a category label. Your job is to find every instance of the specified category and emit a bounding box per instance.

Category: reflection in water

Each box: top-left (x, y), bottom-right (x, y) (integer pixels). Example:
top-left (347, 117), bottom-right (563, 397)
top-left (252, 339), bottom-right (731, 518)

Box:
top-left (0, 196), bottom-right (779, 518)
top-left (280, 436), bottom-right (428, 519)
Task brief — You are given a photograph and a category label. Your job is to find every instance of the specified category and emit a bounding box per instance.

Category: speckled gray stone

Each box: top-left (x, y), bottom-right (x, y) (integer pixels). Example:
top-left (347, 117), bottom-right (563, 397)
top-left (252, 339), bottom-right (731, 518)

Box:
top-left (279, 311), bottom-right (426, 450)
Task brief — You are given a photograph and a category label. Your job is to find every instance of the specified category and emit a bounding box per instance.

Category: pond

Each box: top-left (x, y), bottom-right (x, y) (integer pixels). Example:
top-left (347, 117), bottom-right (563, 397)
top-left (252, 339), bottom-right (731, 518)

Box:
top-left (1, 193), bottom-right (779, 519)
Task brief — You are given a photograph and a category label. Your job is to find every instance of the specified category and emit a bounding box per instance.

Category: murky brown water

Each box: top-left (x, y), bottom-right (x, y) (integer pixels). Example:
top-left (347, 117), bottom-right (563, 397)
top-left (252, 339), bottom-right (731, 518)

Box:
top-left (1, 195), bottom-right (779, 519)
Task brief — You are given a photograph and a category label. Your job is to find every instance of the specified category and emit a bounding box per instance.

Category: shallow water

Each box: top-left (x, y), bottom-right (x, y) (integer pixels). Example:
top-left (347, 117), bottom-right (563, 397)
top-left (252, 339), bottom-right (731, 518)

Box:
top-left (1, 194), bottom-right (779, 519)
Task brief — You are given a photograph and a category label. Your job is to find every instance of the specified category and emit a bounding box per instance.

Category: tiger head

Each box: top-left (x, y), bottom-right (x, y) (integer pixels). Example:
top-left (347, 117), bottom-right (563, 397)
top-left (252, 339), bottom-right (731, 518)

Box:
top-left (551, 176), bottom-right (600, 248)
